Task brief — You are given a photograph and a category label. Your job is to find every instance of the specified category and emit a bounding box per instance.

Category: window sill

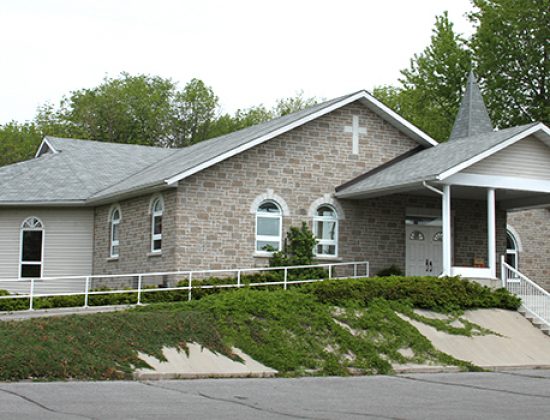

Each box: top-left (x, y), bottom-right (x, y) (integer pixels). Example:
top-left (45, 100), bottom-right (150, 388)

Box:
top-left (315, 255), bottom-right (342, 262)
top-left (253, 251), bottom-right (274, 258)
top-left (147, 251), bottom-right (162, 258)
top-left (106, 257), bottom-right (119, 262)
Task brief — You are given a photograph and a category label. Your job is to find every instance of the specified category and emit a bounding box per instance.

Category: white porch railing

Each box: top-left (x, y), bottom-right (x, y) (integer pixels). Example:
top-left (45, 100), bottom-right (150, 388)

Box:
top-left (0, 261), bottom-right (369, 311)
top-left (501, 256), bottom-right (550, 328)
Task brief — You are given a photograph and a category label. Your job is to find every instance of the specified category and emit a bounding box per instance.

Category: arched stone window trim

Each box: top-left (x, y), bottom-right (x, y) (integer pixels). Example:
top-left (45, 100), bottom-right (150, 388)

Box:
top-left (506, 225), bottom-right (522, 272)
top-left (307, 194), bottom-right (345, 220)
top-left (148, 194), bottom-right (165, 215)
top-left (250, 189), bottom-right (290, 216)
top-left (506, 225), bottom-right (523, 252)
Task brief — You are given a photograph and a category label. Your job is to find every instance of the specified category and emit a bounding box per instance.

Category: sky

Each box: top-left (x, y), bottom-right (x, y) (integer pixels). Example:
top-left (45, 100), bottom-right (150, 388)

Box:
top-left (0, 0), bottom-right (474, 124)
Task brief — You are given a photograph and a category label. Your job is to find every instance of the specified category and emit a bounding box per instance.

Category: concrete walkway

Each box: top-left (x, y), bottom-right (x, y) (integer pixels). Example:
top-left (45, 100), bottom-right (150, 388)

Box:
top-left (405, 309), bottom-right (550, 369)
top-left (0, 305), bottom-right (132, 321)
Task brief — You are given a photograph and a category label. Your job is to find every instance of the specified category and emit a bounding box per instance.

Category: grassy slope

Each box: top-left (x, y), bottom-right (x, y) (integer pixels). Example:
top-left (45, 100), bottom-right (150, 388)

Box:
top-left (0, 278), bottom-right (520, 381)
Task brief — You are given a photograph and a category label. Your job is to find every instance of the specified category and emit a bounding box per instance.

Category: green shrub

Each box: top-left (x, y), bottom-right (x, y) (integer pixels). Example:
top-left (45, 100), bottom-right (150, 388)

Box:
top-left (303, 276), bottom-right (521, 312)
top-left (376, 265), bottom-right (404, 277)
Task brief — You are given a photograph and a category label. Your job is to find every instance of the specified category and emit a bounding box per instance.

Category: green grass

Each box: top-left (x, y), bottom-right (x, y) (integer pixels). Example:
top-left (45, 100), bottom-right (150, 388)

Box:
top-left (0, 277), bottom-right (518, 381)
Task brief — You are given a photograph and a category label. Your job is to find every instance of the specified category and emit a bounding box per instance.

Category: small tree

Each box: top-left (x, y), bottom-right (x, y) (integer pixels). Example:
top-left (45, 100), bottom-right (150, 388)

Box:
top-left (268, 223), bottom-right (328, 280)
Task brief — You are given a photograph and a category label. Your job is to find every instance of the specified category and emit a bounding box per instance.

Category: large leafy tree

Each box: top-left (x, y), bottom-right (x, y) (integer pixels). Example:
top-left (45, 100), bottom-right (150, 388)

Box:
top-left (37, 73), bottom-right (176, 146)
top-left (0, 73), bottom-right (318, 166)
top-left (170, 78), bottom-right (219, 147)
top-left (374, 1), bottom-right (549, 141)
top-left (469, 0), bottom-right (550, 127)
top-left (0, 122), bottom-right (43, 167)
top-left (374, 12), bottom-right (471, 141)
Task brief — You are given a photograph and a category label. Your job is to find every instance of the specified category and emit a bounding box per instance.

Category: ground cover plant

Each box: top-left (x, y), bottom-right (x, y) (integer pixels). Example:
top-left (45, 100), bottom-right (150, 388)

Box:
top-left (0, 276), bottom-right (520, 381)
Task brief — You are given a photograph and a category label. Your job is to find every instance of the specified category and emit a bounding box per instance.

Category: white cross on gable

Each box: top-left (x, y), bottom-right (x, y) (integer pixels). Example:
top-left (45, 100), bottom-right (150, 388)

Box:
top-left (344, 115), bottom-right (367, 155)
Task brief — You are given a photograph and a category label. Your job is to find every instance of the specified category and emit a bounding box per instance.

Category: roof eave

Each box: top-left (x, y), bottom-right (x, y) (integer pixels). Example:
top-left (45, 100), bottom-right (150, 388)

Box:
top-left (87, 181), bottom-right (176, 206)
top-left (335, 178), bottom-right (439, 199)
top-left (0, 199), bottom-right (87, 207)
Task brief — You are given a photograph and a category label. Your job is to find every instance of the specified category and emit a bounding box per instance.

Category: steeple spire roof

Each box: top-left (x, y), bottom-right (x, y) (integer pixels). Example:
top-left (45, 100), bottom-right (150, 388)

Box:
top-left (449, 70), bottom-right (493, 140)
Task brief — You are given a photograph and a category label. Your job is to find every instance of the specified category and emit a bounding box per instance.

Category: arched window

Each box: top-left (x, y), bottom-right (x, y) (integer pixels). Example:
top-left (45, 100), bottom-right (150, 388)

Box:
top-left (110, 207), bottom-right (121, 258)
top-left (151, 197), bottom-right (163, 253)
top-left (506, 230), bottom-right (519, 271)
top-left (256, 201), bottom-right (282, 252)
top-left (409, 231), bottom-right (425, 241)
top-left (313, 205), bottom-right (338, 257)
top-left (20, 217), bottom-right (44, 278)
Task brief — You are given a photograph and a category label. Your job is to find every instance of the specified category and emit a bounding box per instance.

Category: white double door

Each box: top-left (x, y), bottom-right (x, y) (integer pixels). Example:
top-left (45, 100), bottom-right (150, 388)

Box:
top-left (406, 225), bottom-right (443, 276)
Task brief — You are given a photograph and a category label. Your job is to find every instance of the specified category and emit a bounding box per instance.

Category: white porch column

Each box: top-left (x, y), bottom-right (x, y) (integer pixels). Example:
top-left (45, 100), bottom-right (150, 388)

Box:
top-left (487, 188), bottom-right (496, 278)
top-left (442, 185), bottom-right (452, 276)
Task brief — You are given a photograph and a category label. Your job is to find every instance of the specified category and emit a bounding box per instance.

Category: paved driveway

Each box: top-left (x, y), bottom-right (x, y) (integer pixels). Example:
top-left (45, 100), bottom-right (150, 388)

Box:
top-left (1, 370), bottom-right (549, 419)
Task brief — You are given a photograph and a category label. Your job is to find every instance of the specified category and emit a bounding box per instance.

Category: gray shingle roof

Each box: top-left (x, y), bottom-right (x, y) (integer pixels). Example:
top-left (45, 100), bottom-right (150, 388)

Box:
top-left (0, 90), bottom-right (437, 205)
top-left (336, 123), bottom-right (539, 198)
top-left (0, 138), bottom-right (175, 203)
top-left (88, 93), bottom-right (356, 200)
top-left (449, 71), bottom-right (494, 140)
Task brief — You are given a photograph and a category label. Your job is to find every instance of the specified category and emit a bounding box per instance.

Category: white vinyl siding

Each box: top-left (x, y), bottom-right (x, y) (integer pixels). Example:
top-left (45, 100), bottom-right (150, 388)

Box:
top-left (0, 208), bottom-right (93, 279)
top-left (463, 136), bottom-right (550, 180)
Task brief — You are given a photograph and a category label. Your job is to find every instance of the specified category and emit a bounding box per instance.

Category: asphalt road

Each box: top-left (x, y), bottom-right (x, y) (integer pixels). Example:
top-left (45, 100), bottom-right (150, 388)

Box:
top-left (1, 370), bottom-right (550, 419)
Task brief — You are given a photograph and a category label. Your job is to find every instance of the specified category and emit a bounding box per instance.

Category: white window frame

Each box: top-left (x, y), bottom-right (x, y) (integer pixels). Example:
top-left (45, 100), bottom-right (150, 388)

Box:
top-left (255, 200), bottom-right (282, 254)
top-left (19, 217), bottom-right (45, 279)
top-left (506, 229), bottom-right (519, 272)
top-left (313, 205), bottom-right (339, 257)
top-left (110, 206), bottom-right (121, 258)
top-left (151, 197), bottom-right (163, 253)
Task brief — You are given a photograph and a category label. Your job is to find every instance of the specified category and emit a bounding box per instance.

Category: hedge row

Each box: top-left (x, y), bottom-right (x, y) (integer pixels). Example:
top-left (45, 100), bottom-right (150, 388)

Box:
top-left (0, 275), bottom-right (520, 312)
top-left (303, 276), bottom-right (521, 311)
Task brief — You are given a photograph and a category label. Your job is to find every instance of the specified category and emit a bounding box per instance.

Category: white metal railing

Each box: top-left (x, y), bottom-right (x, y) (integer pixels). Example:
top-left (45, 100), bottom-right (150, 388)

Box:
top-left (501, 256), bottom-right (549, 328)
top-left (0, 261), bottom-right (369, 311)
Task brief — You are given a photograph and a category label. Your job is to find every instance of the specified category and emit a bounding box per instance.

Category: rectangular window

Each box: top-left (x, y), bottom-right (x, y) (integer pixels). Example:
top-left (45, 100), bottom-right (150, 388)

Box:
top-left (111, 223), bottom-right (119, 257)
top-left (151, 214), bottom-right (162, 252)
top-left (256, 216), bottom-right (281, 252)
top-left (313, 207), bottom-right (338, 257)
top-left (20, 230), bottom-right (43, 278)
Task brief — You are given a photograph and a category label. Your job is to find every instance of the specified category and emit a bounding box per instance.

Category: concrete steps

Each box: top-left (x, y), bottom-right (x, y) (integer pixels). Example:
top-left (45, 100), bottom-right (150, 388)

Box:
top-left (518, 307), bottom-right (550, 336)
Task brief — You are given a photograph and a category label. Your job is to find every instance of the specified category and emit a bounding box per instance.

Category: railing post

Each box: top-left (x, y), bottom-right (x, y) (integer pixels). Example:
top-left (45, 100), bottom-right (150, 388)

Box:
top-left (366, 262), bottom-right (370, 277)
top-left (500, 255), bottom-right (506, 288)
top-left (353, 263), bottom-right (357, 278)
top-left (84, 276), bottom-right (90, 308)
top-left (29, 278), bottom-right (35, 311)
top-left (237, 270), bottom-right (241, 288)
top-left (137, 275), bottom-right (143, 305)
top-left (283, 268), bottom-right (288, 290)
top-left (188, 272), bottom-right (193, 301)
top-left (328, 265), bottom-right (332, 280)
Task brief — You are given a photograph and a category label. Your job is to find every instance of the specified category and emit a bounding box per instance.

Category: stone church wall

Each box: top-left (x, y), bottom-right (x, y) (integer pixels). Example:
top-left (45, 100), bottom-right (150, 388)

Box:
top-left (508, 209), bottom-right (550, 291)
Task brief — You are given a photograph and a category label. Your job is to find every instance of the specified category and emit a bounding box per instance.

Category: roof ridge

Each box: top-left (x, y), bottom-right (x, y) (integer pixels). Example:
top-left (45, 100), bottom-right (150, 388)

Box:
top-left (46, 136), bottom-right (173, 151)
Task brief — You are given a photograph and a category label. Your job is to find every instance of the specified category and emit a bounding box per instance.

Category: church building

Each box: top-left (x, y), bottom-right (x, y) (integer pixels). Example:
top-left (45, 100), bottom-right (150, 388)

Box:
top-left (0, 73), bottom-right (549, 290)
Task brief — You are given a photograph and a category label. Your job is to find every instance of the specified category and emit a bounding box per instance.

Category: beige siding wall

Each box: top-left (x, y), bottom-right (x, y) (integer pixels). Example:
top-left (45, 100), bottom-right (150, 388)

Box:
top-left (0, 208), bottom-right (93, 279)
top-left (464, 136), bottom-right (550, 180)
